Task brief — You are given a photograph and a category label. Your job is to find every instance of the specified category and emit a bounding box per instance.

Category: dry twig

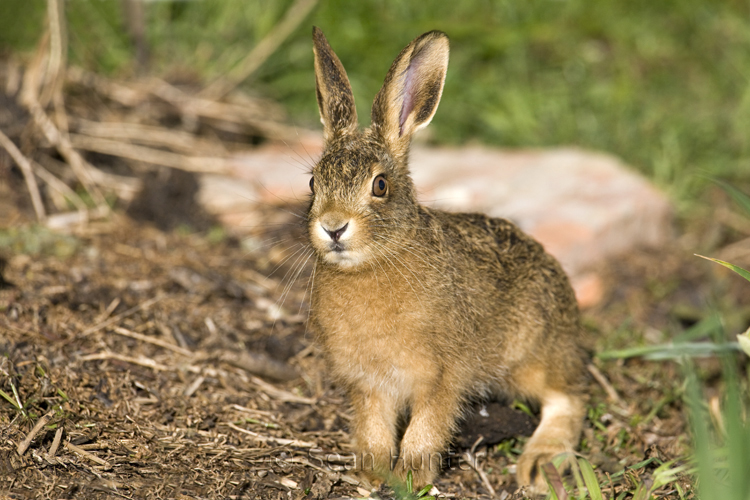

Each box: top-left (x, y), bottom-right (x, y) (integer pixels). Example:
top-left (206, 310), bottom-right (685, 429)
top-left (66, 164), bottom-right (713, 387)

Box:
top-left (69, 134), bottom-right (235, 174)
top-left (79, 351), bottom-right (170, 372)
top-left (218, 350), bottom-right (298, 382)
top-left (226, 422), bottom-right (317, 448)
top-left (112, 326), bottom-right (194, 357)
top-left (0, 130), bottom-right (46, 221)
top-left (17, 410), bottom-right (55, 456)
top-left (64, 441), bottom-right (111, 468)
top-left (250, 375), bottom-right (315, 405)
top-left (587, 363), bottom-right (625, 407)
top-left (462, 437), bottom-right (496, 498)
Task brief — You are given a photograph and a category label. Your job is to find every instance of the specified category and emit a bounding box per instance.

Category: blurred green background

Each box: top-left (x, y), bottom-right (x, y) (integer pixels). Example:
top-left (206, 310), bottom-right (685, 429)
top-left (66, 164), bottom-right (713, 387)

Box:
top-left (2, 0), bottom-right (750, 207)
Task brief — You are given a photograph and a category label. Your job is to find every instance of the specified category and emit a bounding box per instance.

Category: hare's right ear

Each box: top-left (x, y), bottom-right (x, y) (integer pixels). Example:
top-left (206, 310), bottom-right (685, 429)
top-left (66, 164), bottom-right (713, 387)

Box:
top-left (371, 31), bottom-right (449, 162)
top-left (312, 27), bottom-right (358, 142)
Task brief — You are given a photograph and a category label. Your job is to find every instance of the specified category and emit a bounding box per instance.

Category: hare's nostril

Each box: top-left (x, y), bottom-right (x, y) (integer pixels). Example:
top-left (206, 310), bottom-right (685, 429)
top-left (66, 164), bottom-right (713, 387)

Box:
top-left (324, 222), bottom-right (349, 243)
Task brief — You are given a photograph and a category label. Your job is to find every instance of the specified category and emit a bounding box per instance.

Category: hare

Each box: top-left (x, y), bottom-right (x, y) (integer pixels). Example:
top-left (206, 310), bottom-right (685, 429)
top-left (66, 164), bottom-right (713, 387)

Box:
top-left (306, 27), bottom-right (588, 494)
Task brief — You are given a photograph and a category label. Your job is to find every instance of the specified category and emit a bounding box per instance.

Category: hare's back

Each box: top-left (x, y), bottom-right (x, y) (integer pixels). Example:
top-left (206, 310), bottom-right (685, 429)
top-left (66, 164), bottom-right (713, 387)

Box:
top-left (430, 210), bottom-right (546, 268)
top-left (427, 208), bottom-right (577, 306)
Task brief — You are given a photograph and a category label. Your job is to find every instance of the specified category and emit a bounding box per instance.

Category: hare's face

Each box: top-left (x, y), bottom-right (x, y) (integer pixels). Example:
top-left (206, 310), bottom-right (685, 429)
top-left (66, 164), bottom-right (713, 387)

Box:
top-left (307, 140), bottom-right (416, 270)
top-left (308, 27), bottom-right (448, 270)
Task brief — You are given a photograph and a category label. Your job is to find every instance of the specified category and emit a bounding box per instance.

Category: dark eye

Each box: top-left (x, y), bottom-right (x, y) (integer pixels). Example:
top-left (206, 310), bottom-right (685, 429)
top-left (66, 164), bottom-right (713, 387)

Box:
top-left (372, 174), bottom-right (387, 197)
top-left (309, 176), bottom-right (314, 193)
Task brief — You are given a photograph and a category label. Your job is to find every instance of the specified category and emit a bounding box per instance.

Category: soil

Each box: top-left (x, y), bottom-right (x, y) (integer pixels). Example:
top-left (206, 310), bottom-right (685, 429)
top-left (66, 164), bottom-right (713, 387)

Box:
top-left (1, 166), bottom-right (749, 500)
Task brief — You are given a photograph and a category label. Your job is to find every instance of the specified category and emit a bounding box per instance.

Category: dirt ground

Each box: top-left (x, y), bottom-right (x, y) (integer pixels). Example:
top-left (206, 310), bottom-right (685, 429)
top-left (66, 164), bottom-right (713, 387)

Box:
top-left (1, 161), bottom-right (749, 500)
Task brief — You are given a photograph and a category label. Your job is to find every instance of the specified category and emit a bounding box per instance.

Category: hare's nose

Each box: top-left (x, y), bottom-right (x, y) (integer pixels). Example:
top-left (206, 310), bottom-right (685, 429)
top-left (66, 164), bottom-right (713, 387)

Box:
top-left (323, 222), bottom-right (349, 243)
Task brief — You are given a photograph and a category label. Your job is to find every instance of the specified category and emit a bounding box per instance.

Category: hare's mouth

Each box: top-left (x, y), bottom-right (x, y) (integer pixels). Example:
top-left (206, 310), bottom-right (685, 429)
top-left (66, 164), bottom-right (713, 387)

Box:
top-left (323, 247), bottom-right (364, 268)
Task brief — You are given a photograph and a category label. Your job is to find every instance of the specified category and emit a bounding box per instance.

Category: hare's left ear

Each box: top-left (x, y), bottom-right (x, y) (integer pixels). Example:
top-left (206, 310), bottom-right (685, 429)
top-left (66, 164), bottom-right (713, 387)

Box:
top-left (312, 27), bottom-right (358, 142)
top-left (371, 31), bottom-right (449, 161)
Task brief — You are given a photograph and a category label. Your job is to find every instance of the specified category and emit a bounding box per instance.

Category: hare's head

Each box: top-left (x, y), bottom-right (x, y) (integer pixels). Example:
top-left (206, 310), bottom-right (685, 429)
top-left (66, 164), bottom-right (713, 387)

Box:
top-left (307, 27), bottom-right (449, 270)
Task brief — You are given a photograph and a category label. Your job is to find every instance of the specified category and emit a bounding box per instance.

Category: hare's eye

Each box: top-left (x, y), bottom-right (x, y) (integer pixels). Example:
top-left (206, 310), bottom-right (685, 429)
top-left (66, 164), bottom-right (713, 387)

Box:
top-left (309, 176), bottom-right (314, 193)
top-left (372, 174), bottom-right (387, 197)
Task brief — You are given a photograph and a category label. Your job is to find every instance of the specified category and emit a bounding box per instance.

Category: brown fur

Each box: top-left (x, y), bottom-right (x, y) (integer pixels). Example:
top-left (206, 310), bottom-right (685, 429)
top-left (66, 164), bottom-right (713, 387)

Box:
top-left (306, 27), bottom-right (588, 493)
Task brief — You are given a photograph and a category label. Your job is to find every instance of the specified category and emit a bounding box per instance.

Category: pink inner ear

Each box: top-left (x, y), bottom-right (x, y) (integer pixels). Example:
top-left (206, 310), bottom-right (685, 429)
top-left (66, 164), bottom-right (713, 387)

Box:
top-left (398, 50), bottom-right (426, 137)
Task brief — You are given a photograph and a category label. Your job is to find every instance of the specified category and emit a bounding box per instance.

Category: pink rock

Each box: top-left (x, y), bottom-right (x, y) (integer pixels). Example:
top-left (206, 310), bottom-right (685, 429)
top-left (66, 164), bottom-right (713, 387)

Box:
top-left (200, 137), bottom-right (672, 307)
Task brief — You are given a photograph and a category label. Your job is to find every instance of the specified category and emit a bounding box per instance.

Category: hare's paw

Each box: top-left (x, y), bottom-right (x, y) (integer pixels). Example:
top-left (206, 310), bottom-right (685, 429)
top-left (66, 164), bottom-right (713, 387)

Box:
top-left (392, 451), bottom-right (440, 492)
top-left (516, 442), bottom-right (573, 495)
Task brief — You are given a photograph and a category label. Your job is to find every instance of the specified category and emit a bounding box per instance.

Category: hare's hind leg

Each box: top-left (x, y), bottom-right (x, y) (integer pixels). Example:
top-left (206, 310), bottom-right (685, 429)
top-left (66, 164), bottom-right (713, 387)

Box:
top-left (514, 367), bottom-right (586, 494)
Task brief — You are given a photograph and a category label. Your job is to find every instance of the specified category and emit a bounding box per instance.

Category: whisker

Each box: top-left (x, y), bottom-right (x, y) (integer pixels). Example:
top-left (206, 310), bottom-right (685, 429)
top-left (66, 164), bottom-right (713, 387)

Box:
top-left (265, 242), bottom-right (308, 281)
top-left (370, 241), bottom-right (422, 306)
top-left (373, 240), bottom-right (429, 297)
top-left (271, 247), bottom-right (314, 330)
top-left (304, 260), bottom-right (318, 337)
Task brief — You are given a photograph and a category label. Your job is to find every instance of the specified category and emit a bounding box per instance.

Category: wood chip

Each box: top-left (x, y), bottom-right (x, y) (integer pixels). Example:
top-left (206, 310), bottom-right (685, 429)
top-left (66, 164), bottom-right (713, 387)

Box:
top-left (48, 427), bottom-right (63, 457)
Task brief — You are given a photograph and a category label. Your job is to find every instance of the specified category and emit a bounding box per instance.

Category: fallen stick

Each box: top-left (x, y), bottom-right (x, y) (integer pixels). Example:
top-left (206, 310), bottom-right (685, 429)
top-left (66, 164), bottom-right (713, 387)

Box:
top-left (32, 160), bottom-right (87, 213)
top-left (226, 422), bottom-right (316, 448)
top-left (74, 119), bottom-right (228, 155)
top-left (17, 409), bottom-right (55, 456)
top-left (218, 350), bottom-right (298, 382)
top-left (587, 363), bottom-right (625, 407)
top-left (462, 437), bottom-right (496, 498)
top-left (20, 50), bottom-right (106, 206)
top-left (64, 441), bottom-right (110, 468)
top-left (250, 376), bottom-right (314, 405)
top-left (79, 351), bottom-right (170, 372)
top-left (66, 66), bottom-right (142, 107)
top-left (69, 134), bottom-right (235, 174)
top-left (0, 130), bottom-right (46, 222)
top-left (112, 326), bottom-right (194, 357)
top-left (39, 0), bottom-right (66, 108)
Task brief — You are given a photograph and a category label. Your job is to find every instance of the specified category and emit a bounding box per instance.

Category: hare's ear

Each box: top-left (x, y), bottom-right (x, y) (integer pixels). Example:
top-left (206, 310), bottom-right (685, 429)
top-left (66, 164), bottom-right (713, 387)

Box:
top-left (371, 31), bottom-right (449, 161)
top-left (312, 27), bottom-right (358, 142)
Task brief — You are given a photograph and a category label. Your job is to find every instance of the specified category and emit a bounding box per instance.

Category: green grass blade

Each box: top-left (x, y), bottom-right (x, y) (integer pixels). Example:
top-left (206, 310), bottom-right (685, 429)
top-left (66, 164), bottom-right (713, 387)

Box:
top-left (673, 312), bottom-right (722, 343)
top-left (695, 254), bottom-right (750, 283)
top-left (0, 388), bottom-right (21, 410)
top-left (709, 178), bottom-right (750, 218)
top-left (578, 458), bottom-right (603, 500)
top-left (598, 341), bottom-right (741, 360)
top-left (685, 366), bottom-right (722, 499)
top-left (416, 484), bottom-right (433, 498)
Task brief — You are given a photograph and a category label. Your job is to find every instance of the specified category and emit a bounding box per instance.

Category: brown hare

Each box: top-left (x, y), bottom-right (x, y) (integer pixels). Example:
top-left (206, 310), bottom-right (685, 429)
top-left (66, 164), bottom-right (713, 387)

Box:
top-left (306, 26), bottom-right (588, 494)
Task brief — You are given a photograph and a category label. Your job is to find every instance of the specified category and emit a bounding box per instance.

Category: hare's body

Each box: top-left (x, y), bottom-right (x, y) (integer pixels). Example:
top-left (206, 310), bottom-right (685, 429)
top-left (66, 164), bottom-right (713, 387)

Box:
top-left (307, 28), bottom-right (588, 493)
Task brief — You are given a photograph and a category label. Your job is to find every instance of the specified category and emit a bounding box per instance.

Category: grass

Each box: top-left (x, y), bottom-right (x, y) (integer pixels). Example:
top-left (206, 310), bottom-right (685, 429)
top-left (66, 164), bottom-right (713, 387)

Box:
top-left (4, 0), bottom-right (750, 206)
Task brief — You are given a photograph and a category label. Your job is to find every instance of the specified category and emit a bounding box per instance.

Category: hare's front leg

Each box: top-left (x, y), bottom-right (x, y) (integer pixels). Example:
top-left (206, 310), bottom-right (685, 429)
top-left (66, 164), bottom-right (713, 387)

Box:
top-left (350, 390), bottom-right (399, 484)
top-left (395, 386), bottom-right (462, 489)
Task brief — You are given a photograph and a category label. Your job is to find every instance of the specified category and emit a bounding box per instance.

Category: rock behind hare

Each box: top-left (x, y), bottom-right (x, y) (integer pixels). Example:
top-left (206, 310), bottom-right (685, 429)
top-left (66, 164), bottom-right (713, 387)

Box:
top-left (306, 26), bottom-right (588, 494)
